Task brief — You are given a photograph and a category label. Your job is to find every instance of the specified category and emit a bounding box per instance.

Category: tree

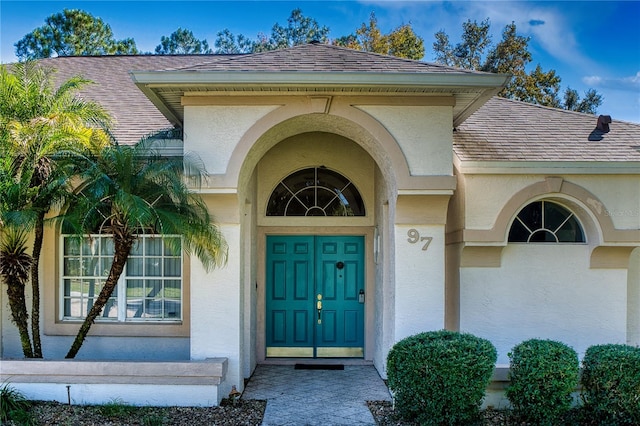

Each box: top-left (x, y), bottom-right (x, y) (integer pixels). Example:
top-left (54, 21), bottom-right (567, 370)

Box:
top-left (15, 9), bottom-right (138, 60)
top-left (0, 62), bottom-right (110, 358)
top-left (335, 12), bottom-right (425, 60)
top-left (155, 28), bottom-right (212, 54)
top-left (62, 137), bottom-right (228, 358)
top-left (563, 88), bottom-right (602, 114)
top-left (218, 8), bottom-right (330, 53)
top-left (214, 29), bottom-right (254, 54)
top-left (433, 19), bottom-right (602, 113)
top-left (0, 158), bottom-right (35, 358)
top-left (434, 19), bottom-right (491, 69)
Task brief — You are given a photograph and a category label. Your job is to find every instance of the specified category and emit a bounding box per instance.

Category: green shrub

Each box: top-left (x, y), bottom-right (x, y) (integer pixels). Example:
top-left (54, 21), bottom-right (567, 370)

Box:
top-left (505, 339), bottom-right (579, 425)
top-left (0, 383), bottom-right (32, 424)
top-left (386, 330), bottom-right (497, 425)
top-left (581, 344), bottom-right (640, 425)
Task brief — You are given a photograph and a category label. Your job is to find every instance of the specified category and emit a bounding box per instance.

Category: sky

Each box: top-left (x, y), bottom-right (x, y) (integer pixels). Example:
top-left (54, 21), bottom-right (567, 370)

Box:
top-left (1, 0), bottom-right (639, 123)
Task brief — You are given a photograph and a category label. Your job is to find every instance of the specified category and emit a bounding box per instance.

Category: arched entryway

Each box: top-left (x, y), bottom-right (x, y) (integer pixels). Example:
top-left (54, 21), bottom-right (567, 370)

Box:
top-left (250, 131), bottom-right (382, 362)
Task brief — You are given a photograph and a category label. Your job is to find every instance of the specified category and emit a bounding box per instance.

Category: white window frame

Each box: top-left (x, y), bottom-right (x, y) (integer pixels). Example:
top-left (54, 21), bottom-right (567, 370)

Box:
top-left (60, 234), bottom-right (183, 323)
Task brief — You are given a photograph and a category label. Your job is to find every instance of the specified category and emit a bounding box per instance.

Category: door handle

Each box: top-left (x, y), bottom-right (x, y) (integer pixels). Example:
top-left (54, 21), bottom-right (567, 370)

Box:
top-left (316, 294), bottom-right (322, 324)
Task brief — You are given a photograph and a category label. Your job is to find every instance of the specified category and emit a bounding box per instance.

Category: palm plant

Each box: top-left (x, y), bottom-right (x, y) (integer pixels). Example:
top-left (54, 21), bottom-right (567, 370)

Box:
top-left (0, 62), bottom-right (110, 357)
top-left (62, 137), bottom-right (227, 358)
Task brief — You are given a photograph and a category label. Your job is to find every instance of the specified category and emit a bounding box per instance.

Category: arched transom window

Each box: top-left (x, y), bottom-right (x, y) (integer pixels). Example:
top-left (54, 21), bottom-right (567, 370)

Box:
top-left (266, 167), bottom-right (365, 216)
top-left (508, 200), bottom-right (585, 243)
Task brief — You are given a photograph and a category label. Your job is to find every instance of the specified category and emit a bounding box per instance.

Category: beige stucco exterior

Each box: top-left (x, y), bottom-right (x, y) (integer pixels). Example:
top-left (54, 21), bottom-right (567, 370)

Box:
top-left (1, 48), bottom-right (638, 407)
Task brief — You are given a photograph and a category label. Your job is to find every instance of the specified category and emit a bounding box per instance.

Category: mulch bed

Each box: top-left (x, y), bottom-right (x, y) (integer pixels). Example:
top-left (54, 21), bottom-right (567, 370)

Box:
top-left (10, 399), bottom-right (266, 426)
top-left (11, 399), bottom-right (602, 425)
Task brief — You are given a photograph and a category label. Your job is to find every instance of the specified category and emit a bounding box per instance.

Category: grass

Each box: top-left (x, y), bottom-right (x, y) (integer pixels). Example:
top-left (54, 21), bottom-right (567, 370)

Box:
top-left (0, 383), bottom-right (36, 425)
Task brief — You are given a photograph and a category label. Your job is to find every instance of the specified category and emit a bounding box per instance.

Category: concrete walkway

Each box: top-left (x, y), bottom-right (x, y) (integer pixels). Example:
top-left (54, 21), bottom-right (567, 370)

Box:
top-left (242, 364), bottom-right (392, 425)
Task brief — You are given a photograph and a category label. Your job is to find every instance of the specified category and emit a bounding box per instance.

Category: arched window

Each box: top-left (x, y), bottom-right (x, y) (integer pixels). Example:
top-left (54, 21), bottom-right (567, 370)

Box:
top-left (508, 200), bottom-right (585, 243)
top-left (266, 167), bottom-right (365, 216)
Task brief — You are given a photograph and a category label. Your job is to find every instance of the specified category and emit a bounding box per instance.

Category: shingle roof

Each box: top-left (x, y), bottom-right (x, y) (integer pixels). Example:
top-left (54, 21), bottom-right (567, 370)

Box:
top-left (174, 42), bottom-right (482, 74)
top-left (454, 97), bottom-right (640, 162)
top-left (37, 55), bottom-right (230, 144)
top-left (19, 44), bottom-right (640, 163)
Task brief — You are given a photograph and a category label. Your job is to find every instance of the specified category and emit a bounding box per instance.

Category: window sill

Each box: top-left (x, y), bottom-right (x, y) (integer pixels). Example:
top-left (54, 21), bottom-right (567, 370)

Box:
top-left (45, 320), bottom-right (189, 337)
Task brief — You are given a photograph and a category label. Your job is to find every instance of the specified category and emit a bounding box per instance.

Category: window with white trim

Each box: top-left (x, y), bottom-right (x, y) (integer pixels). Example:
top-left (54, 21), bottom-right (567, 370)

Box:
top-left (508, 201), bottom-right (585, 243)
top-left (61, 235), bottom-right (182, 322)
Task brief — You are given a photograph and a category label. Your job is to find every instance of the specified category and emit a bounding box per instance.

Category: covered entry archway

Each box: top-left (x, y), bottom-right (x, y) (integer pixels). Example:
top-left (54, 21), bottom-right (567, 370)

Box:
top-left (250, 128), bottom-right (382, 362)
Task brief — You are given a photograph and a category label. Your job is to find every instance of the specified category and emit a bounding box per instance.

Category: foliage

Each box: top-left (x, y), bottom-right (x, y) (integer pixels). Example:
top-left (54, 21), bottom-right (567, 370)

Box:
top-left (155, 28), bottom-right (212, 54)
top-left (214, 29), bottom-right (255, 54)
top-left (386, 330), bottom-right (497, 425)
top-left (0, 383), bottom-right (32, 424)
top-left (581, 344), bottom-right (640, 425)
top-left (334, 12), bottom-right (424, 60)
top-left (0, 61), bottom-right (110, 358)
top-left (252, 8), bottom-right (330, 52)
top-left (433, 19), bottom-right (602, 113)
top-left (564, 88), bottom-right (603, 114)
top-left (61, 136), bottom-right (228, 358)
top-left (15, 9), bottom-right (138, 60)
top-left (505, 339), bottom-right (579, 425)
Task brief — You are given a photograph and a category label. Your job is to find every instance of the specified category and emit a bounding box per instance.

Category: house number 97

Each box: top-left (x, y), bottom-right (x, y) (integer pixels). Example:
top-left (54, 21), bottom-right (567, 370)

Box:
top-left (407, 229), bottom-right (432, 251)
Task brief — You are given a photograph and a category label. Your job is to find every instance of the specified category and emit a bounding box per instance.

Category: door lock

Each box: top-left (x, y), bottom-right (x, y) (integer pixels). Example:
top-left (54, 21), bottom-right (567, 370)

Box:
top-left (316, 294), bottom-right (322, 324)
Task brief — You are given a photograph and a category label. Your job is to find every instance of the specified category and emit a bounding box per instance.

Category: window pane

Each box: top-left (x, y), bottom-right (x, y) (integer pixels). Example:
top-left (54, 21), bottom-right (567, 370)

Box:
top-left (530, 229), bottom-right (557, 242)
top-left (508, 220), bottom-right (529, 242)
top-left (164, 258), bottom-right (181, 277)
top-left (101, 237), bottom-right (114, 255)
top-left (100, 258), bottom-right (112, 276)
top-left (163, 238), bottom-right (181, 256)
top-left (127, 279), bottom-right (145, 298)
top-left (266, 183), bottom-right (293, 216)
top-left (127, 257), bottom-right (143, 276)
top-left (545, 202), bottom-right (571, 231)
top-left (517, 202), bottom-right (543, 230)
top-left (147, 280), bottom-right (162, 297)
top-left (64, 238), bottom-right (81, 255)
top-left (557, 216), bottom-right (585, 242)
top-left (81, 239), bottom-right (98, 256)
top-left (285, 193), bottom-right (310, 216)
top-left (130, 240), bottom-right (143, 256)
top-left (64, 257), bottom-right (81, 276)
top-left (146, 238), bottom-right (162, 256)
top-left (165, 300), bottom-right (181, 318)
top-left (142, 297), bottom-right (162, 317)
top-left (145, 257), bottom-right (162, 276)
top-left (316, 188), bottom-right (338, 212)
top-left (165, 280), bottom-right (181, 298)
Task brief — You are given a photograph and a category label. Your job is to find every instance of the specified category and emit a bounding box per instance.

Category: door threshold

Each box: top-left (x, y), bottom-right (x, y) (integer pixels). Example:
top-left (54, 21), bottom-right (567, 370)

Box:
top-left (260, 358), bottom-right (373, 366)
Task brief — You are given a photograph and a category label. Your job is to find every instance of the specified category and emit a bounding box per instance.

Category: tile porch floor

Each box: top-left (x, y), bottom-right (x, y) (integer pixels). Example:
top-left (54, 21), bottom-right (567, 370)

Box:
top-left (242, 362), bottom-right (392, 425)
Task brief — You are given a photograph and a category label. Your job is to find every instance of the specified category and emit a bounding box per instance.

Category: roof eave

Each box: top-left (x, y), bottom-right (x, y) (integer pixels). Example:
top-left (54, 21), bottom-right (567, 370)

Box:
top-left (130, 70), bottom-right (510, 128)
top-left (130, 70), bottom-right (510, 88)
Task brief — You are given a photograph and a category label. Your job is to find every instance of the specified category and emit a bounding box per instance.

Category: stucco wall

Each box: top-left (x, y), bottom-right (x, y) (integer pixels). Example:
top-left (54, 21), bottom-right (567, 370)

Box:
top-left (357, 106), bottom-right (453, 176)
top-left (460, 245), bottom-right (627, 363)
top-left (463, 174), bottom-right (640, 231)
top-left (184, 105), bottom-right (279, 175)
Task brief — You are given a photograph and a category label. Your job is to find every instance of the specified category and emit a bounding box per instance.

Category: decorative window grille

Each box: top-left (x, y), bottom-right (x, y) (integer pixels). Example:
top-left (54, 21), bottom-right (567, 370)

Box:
top-left (508, 201), bottom-right (585, 243)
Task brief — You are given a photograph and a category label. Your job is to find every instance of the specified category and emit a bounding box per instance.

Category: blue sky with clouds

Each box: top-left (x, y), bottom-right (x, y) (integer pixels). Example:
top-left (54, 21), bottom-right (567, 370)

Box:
top-left (1, 0), bottom-right (639, 123)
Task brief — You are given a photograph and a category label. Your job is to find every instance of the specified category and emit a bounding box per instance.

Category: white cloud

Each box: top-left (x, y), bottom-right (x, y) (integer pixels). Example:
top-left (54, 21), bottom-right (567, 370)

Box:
top-left (583, 71), bottom-right (640, 91)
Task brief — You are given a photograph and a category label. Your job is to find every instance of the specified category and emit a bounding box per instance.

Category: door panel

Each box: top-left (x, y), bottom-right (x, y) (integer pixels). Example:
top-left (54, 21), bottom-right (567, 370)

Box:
top-left (315, 236), bottom-right (364, 356)
top-left (266, 236), bottom-right (314, 357)
top-left (266, 235), bottom-right (364, 358)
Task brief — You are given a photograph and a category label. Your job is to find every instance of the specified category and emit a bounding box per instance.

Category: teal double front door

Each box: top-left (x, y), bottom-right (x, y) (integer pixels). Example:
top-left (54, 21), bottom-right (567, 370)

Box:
top-left (266, 235), bottom-right (365, 358)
